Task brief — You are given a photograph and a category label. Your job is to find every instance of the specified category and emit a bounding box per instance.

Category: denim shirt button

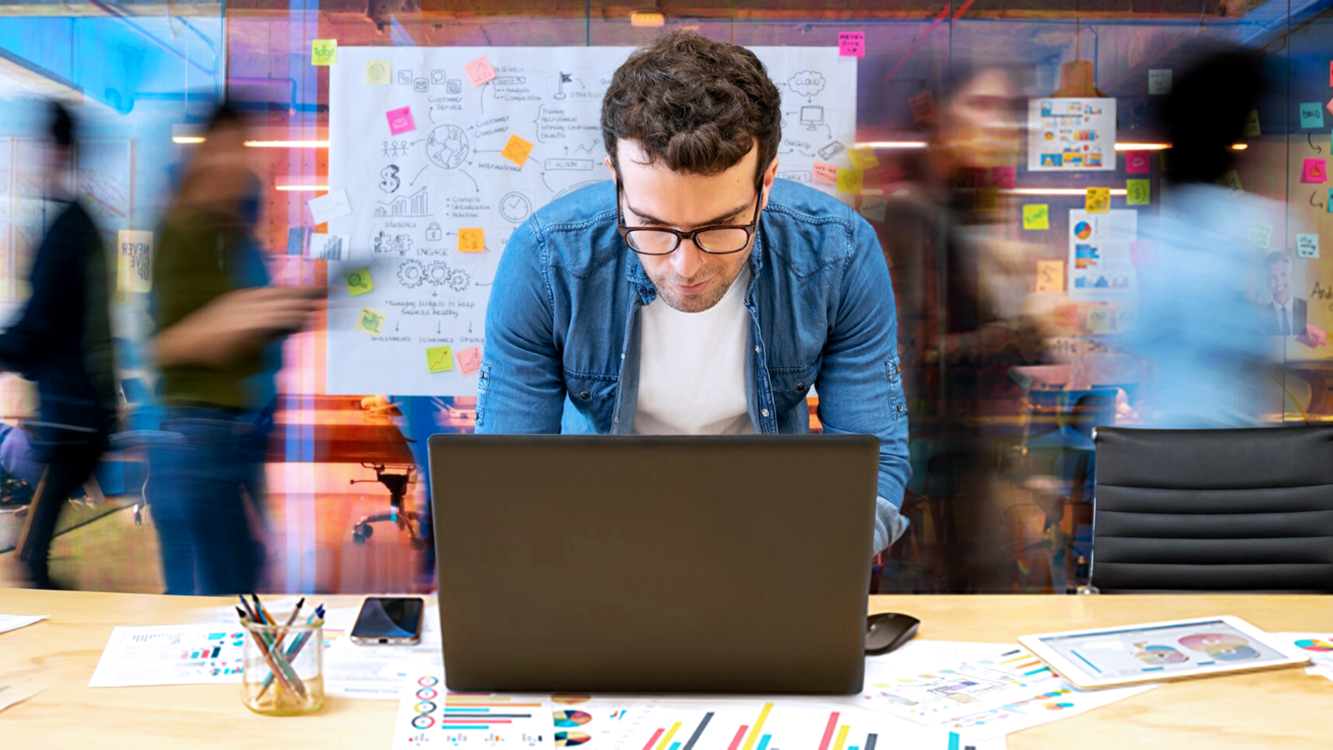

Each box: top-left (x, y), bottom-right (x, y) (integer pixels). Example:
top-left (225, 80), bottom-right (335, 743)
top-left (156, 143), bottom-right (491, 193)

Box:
top-left (579, 391), bottom-right (591, 400)
top-left (897, 403), bottom-right (905, 414)
top-left (761, 409), bottom-right (770, 418)
top-left (753, 346), bottom-right (760, 353)
top-left (796, 382), bottom-right (805, 391)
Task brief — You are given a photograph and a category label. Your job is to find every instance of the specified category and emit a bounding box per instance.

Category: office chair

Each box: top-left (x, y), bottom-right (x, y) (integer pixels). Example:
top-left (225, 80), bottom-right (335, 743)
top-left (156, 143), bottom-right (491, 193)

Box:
top-left (349, 462), bottom-right (427, 549)
top-left (1089, 426), bottom-right (1333, 593)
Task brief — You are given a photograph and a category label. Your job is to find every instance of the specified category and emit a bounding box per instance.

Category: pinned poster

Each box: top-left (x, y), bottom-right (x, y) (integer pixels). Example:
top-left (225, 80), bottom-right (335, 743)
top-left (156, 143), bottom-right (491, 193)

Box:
top-left (813, 162), bottom-right (839, 185)
top-left (1148, 69), bottom-right (1171, 95)
top-left (1022, 204), bottom-right (1050, 230)
top-left (365, 59), bottom-right (391, 85)
top-left (427, 346), bottom-right (455, 373)
top-left (1029, 98), bottom-right (1116, 171)
top-left (1036, 260), bottom-right (1064, 292)
top-left (859, 196), bottom-right (887, 222)
top-left (1302, 158), bottom-right (1328, 184)
top-left (836, 167), bottom-right (863, 195)
top-left (1126, 179), bottom-right (1150, 206)
top-left (1068, 209), bottom-right (1138, 303)
top-left (1301, 103), bottom-right (1325, 129)
top-left (458, 228), bottom-right (485, 253)
top-left (356, 308), bottom-right (386, 336)
top-left (311, 39), bottom-right (338, 66)
top-left (837, 32), bottom-right (865, 58)
top-left (116, 230), bottom-right (153, 293)
top-left (500, 134), bottom-right (534, 167)
top-left (1126, 151), bottom-right (1151, 174)
top-left (1242, 109), bottom-right (1261, 137)
top-left (1085, 187), bottom-right (1111, 212)
top-left (908, 90), bottom-right (938, 123)
top-left (456, 346), bottom-right (483, 376)
top-left (464, 55), bottom-right (496, 86)
top-left (307, 189), bottom-right (352, 225)
top-left (1248, 221), bottom-right (1273, 249)
top-left (386, 106), bottom-right (415, 136)
top-left (1297, 233), bottom-right (1320, 259)
top-left (847, 146), bottom-right (878, 170)
top-left (345, 267), bottom-right (374, 297)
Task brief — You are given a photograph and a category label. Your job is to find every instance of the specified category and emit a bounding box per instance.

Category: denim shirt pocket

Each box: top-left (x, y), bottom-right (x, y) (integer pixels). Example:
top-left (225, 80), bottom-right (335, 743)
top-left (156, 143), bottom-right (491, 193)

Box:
top-left (768, 361), bottom-right (820, 416)
top-left (885, 355), bottom-right (905, 421)
top-left (475, 363), bottom-right (492, 428)
top-left (563, 369), bottom-right (619, 431)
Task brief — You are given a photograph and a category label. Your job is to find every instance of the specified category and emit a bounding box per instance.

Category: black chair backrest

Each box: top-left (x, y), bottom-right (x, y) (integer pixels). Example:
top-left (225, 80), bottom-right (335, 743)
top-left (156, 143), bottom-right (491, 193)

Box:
top-left (1092, 426), bottom-right (1333, 593)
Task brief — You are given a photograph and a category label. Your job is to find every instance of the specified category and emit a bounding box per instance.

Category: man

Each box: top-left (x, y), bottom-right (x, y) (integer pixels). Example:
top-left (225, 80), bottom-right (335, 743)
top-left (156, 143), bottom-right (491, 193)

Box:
top-left (3, 101), bottom-right (116, 588)
top-left (1265, 251), bottom-right (1305, 337)
top-left (478, 32), bottom-right (910, 551)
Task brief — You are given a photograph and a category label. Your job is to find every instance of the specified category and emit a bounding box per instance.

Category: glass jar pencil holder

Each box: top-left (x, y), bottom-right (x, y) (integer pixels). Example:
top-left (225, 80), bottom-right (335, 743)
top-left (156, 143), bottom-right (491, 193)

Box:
top-left (240, 614), bottom-right (324, 716)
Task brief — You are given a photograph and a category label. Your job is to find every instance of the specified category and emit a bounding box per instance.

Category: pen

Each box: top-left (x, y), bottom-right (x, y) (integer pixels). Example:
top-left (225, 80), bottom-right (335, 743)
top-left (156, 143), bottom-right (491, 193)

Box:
top-left (256, 604), bottom-right (324, 700)
top-left (241, 598), bottom-right (309, 698)
top-left (236, 606), bottom-right (304, 698)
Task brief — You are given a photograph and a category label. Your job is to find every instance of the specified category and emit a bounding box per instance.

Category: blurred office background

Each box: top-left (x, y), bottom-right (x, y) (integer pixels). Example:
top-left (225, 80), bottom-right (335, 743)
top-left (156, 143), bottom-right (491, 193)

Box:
top-left (0, 0), bottom-right (1330, 595)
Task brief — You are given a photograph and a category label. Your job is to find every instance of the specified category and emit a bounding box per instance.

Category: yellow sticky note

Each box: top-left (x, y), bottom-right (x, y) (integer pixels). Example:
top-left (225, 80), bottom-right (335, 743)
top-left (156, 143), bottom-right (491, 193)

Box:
top-left (848, 147), bottom-right (879, 171)
top-left (500, 134), bottom-right (534, 167)
top-left (356, 308), bottom-right (386, 335)
top-left (1085, 187), bottom-right (1110, 213)
top-left (458, 228), bottom-right (485, 253)
top-left (836, 168), bottom-right (863, 195)
top-left (1036, 260), bottom-right (1064, 292)
top-left (427, 346), bottom-right (455, 373)
top-left (1022, 204), bottom-right (1050, 230)
top-left (311, 39), bottom-right (337, 66)
top-left (365, 59), bottom-right (391, 85)
top-left (974, 187), bottom-right (999, 211)
top-left (345, 267), bottom-right (374, 297)
top-left (1126, 179), bottom-right (1150, 206)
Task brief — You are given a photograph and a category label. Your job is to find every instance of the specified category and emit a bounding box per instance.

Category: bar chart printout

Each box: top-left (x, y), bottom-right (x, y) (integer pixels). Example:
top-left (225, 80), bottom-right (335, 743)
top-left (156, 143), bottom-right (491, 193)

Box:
top-left (390, 676), bottom-right (552, 747)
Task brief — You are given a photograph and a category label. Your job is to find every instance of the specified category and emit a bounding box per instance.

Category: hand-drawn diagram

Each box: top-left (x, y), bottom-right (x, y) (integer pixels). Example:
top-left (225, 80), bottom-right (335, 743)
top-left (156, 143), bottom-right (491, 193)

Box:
top-left (328, 46), bottom-right (855, 395)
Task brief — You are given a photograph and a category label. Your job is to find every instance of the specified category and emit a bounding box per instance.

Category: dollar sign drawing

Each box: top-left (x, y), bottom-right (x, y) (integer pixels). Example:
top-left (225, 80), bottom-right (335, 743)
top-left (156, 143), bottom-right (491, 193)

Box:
top-left (379, 164), bottom-right (400, 193)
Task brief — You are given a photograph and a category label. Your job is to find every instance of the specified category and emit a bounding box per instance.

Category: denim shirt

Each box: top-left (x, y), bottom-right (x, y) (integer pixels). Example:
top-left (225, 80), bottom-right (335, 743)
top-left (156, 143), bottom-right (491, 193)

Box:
top-left (476, 178), bottom-right (911, 551)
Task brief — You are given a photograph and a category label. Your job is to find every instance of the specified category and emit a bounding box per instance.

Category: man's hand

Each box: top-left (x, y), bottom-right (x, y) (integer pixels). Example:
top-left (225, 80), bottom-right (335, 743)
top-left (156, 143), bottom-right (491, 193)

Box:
top-left (153, 286), bottom-right (325, 368)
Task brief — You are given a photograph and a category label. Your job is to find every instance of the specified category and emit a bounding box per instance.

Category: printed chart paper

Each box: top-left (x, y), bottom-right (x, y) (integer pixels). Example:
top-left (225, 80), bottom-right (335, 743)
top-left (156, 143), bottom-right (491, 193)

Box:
top-left (1274, 633), bottom-right (1333, 681)
top-left (0, 614), bottom-right (47, 634)
top-left (1067, 209), bottom-right (1138, 303)
top-left (1028, 98), bottom-right (1116, 172)
top-left (391, 675), bottom-right (553, 747)
top-left (89, 625), bottom-right (248, 687)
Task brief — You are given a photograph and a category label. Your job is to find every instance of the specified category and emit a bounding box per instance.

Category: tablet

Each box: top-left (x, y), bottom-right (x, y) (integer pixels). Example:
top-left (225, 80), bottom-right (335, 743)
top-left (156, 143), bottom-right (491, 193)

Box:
top-left (1018, 616), bottom-right (1310, 689)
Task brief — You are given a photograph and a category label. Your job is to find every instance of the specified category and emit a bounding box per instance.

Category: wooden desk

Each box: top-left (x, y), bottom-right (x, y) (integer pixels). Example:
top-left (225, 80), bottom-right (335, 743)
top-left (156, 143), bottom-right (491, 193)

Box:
top-left (1, 590), bottom-right (1330, 748)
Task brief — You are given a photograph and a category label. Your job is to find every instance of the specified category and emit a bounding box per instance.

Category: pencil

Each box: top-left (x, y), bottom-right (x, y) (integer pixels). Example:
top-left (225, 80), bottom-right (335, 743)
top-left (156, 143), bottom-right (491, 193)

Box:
top-left (256, 605), bottom-right (323, 700)
top-left (236, 606), bottom-right (304, 698)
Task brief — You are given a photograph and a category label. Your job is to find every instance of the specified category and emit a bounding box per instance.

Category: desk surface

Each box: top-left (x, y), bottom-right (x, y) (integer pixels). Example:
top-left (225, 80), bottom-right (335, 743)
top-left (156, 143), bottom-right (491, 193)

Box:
top-left (1, 590), bottom-right (1329, 749)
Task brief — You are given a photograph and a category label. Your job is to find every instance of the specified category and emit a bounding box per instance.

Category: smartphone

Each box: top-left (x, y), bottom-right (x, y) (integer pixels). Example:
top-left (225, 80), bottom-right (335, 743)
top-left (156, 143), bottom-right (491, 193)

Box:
top-left (351, 596), bottom-right (424, 645)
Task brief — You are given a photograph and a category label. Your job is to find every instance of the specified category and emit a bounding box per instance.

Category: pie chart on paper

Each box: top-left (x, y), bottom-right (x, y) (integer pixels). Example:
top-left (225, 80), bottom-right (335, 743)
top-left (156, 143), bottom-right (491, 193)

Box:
top-left (1295, 639), bottom-right (1333, 652)
top-left (1074, 221), bottom-right (1092, 240)
top-left (553, 710), bottom-right (594, 727)
top-left (555, 731), bottom-right (592, 747)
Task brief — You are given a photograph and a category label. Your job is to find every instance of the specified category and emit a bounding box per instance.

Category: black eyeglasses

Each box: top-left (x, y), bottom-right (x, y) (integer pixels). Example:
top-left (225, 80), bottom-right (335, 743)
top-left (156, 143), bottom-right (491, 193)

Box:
top-left (616, 180), bottom-right (764, 256)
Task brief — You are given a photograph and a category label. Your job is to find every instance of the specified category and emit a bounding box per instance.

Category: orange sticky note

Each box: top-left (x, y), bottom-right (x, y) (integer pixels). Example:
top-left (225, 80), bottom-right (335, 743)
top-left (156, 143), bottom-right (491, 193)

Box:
top-left (458, 228), bottom-right (485, 253)
top-left (465, 55), bottom-right (496, 87)
top-left (836, 168), bottom-right (864, 195)
top-left (426, 346), bottom-right (455, 373)
top-left (1085, 187), bottom-right (1110, 213)
top-left (456, 346), bottom-right (482, 376)
top-left (813, 162), bottom-right (839, 185)
top-left (1036, 260), bottom-right (1064, 292)
top-left (501, 134), bottom-right (533, 167)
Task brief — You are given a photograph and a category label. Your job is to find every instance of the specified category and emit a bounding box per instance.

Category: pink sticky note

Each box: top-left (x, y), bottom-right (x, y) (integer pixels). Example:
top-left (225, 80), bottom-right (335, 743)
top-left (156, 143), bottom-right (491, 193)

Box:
top-left (386, 106), bottom-right (415, 136)
top-left (1302, 158), bottom-right (1328, 184)
top-left (813, 162), bottom-right (839, 185)
top-left (1126, 151), bottom-right (1151, 174)
top-left (991, 166), bottom-right (1015, 189)
top-left (1130, 240), bottom-right (1154, 267)
top-left (1298, 324), bottom-right (1328, 349)
top-left (838, 32), bottom-right (865, 58)
top-left (465, 55), bottom-right (496, 87)
top-left (456, 346), bottom-right (482, 376)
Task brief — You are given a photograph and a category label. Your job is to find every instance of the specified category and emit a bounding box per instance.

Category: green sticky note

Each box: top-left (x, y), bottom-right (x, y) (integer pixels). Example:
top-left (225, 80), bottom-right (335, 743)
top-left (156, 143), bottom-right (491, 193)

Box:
top-left (345, 267), bottom-right (373, 297)
top-left (311, 39), bottom-right (338, 66)
top-left (427, 346), bottom-right (455, 373)
top-left (1126, 179), bottom-right (1151, 206)
top-left (1022, 204), bottom-right (1050, 230)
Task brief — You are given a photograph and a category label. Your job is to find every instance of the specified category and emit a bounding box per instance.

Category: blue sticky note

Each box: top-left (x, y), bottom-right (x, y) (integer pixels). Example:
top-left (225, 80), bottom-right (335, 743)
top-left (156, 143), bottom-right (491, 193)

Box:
top-left (1300, 103), bottom-right (1325, 129)
top-left (1328, 188), bottom-right (1333, 214)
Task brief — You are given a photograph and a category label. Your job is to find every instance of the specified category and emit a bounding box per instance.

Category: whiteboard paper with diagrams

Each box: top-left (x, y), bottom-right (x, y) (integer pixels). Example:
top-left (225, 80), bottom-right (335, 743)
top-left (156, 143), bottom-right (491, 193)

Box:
top-left (326, 46), bottom-right (856, 395)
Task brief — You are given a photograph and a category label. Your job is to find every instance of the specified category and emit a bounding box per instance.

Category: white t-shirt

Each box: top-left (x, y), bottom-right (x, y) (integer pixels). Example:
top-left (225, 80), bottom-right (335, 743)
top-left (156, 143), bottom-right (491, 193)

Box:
top-left (634, 268), bottom-right (756, 435)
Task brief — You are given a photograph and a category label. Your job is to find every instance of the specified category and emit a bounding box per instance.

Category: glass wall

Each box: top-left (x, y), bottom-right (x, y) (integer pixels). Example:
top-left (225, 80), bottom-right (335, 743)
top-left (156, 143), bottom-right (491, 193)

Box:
top-left (0, 1), bottom-right (1329, 595)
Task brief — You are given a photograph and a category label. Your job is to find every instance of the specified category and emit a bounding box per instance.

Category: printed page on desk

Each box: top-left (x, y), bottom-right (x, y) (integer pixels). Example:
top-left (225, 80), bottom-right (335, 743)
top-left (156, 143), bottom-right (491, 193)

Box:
top-left (326, 45), bottom-right (856, 395)
top-left (1273, 633), bottom-right (1333, 681)
top-left (89, 624), bottom-right (248, 687)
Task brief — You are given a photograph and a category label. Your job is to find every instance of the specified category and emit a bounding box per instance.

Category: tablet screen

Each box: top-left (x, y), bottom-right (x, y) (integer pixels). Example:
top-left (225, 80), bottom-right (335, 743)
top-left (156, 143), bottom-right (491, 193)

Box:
top-left (1036, 619), bottom-right (1288, 679)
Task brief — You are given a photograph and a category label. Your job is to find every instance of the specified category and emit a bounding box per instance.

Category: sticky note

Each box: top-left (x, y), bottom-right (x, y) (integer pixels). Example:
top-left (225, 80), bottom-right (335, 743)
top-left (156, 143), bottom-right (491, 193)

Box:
top-left (365, 59), bottom-right (391, 85)
top-left (1248, 221), bottom-right (1273, 249)
top-left (836, 168), bottom-right (863, 195)
top-left (116, 230), bottom-right (153, 293)
top-left (501, 134), bottom-right (533, 167)
top-left (848, 147), bottom-right (878, 170)
top-left (813, 162), bottom-right (839, 185)
top-left (386, 106), bottom-right (415, 136)
top-left (1330, 61), bottom-right (1333, 87)
top-left (1085, 187), bottom-right (1110, 213)
top-left (1126, 179), bottom-right (1150, 206)
top-left (427, 346), bottom-right (455, 373)
top-left (307, 189), bottom-right (352, 225)
top-left (1297, 233), bottom-right (1320, 259)
top-left (1220, 169), bottom-right (1242, 193)
top-left (1126, 151), bottom-right (1151, 174)
top-left (1036, 260), bottom-right (1064, 292)
top-left (838, 32), bottom-right (865, 58)
top-left (859, 196), bottom-right (887, 223)
top-left (356, 308), bottom-right (386, 336)
top-left (465, 55), bottom-right (496, 87)
top-left (991, 166), bottom-right (1015, 189)
top-left (1328, 188), bottom-right (1333, 214)
top-left (1130, 240), bottom-right (1154, 267)
top-left (1022, 204), bottom-right (1050, 230)
top-left (1302, 158), bottom-right (1328, 184)
top-left (1328, 95), bottom-right (1333, 118)
top-left (908, 90), bottom-right (938, 123)
top-left (1301, 103), bottom-right (1325, 129)
top-left (456, 346), bottom-right (482, 376)
top-left (1148, 69), bottom-right (1171, 95)
top-left (1242, 109), bottom-right (1261, 137)
top-left (458, 228), bottom-right (485, 253)
top-left (311, 39), bottom-right (337, 66)
top-left (345, 267), bottom-right (374, 297)
top-left (974, 187), bottom-right (998, 211)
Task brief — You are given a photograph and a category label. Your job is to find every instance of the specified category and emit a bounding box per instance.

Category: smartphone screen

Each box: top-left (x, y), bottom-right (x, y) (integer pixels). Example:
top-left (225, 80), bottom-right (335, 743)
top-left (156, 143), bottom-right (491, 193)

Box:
top-left (352, 597), bottom-right (424, 641)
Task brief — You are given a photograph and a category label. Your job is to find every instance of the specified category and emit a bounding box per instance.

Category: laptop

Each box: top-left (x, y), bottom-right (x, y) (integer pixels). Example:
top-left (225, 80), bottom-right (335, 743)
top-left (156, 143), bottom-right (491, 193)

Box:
top-left (428, 434), bottom-right (879, 694)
